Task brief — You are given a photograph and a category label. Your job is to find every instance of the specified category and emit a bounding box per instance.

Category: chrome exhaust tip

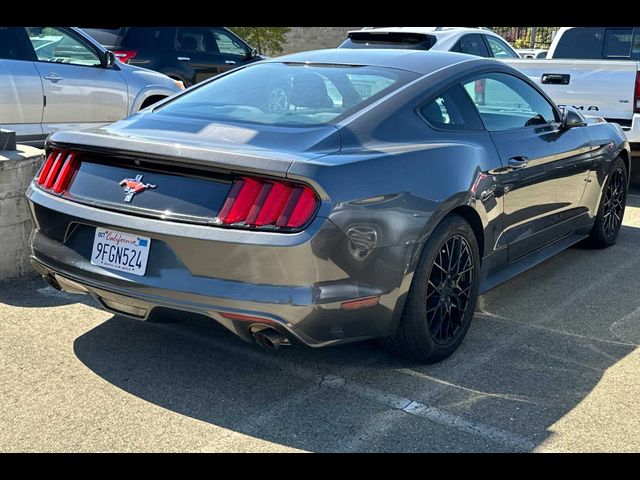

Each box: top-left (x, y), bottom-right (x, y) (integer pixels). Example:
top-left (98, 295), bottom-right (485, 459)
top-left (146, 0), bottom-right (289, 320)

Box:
top-left (251, 326), bottom-right (290, 351)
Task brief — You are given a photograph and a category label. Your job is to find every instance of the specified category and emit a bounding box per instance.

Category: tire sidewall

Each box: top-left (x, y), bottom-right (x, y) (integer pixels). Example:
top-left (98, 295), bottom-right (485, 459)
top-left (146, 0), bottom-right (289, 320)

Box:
top-left (593, 157), bottom-right (628, 246)
top-left (408, 215), bottom-right (481, 360)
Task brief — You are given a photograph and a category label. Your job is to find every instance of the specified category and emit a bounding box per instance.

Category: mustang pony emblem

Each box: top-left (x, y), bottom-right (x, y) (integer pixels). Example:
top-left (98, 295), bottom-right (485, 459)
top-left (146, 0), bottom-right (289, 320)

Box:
top-left (119, 175), bottom-right (156, 203)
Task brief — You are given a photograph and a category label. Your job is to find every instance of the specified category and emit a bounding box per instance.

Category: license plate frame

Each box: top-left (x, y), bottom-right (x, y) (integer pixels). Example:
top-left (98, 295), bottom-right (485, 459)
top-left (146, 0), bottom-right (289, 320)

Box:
top-left (90, 227), bottom-right (151, 277)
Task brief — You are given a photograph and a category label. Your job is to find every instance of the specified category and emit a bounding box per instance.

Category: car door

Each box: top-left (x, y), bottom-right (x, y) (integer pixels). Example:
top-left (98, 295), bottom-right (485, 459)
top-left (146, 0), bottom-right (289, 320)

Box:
top-left (463, 72), bottom-right (594, 261)
top-left (175, 27), bottom-right (251, 83)
top-left (26, 27), bottom-right (128, 135)
top-left (451, 34), bottom-right (491, 57)
top-left (208, 27), bottom-right (254, 70)
top-left (175, 27), bottom-right (226, 83)
top-left (0, 27), bottom-right (44, 143)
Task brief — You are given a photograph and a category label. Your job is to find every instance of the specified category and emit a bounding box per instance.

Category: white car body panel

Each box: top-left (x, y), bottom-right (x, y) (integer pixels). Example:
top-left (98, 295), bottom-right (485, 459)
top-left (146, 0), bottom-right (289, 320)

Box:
top-left (0, 59), bottom-right (44, 140)
top-left (0, 27), bottom-right (180, 146)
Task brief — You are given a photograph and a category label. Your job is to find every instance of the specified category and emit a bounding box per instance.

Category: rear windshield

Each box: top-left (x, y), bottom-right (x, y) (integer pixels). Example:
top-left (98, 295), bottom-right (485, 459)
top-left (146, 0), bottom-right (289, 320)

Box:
top-left (339, 32), bottom-right (436, 50)
top-left (553, 27), bottom-right (640, 60)
top-left (81, 27), bottom-right (126, 47)
top-left (156, 62), bottom-right (419, 127)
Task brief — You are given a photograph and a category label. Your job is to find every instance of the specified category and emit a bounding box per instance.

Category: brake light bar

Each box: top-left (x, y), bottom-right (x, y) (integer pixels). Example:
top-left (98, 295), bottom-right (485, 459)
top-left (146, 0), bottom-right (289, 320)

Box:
top-left (113, 50), bottom-right (138, 64)
top-left (217, 176), bottom-right (319, 230)
top-left (36, 149), bottom-right (79, 195)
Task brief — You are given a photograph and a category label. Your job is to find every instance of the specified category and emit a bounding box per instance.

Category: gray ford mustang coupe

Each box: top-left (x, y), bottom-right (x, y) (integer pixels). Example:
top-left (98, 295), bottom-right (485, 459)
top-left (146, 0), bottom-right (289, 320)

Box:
top-left (27, 49), bottom-right (630, 363)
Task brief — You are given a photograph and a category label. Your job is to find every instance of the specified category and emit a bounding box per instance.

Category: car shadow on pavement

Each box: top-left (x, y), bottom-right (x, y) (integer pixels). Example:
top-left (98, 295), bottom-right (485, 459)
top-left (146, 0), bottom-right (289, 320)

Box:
top-left (71, 223), bottom-right (640, 452)
top-left (0, 276), bottom-right (89, 309)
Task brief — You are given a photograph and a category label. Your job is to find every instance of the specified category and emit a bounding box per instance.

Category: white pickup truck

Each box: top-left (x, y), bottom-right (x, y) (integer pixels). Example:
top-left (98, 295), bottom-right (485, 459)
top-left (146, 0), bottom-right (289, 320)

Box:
top-left (503, 27), bottom-right (640, 158)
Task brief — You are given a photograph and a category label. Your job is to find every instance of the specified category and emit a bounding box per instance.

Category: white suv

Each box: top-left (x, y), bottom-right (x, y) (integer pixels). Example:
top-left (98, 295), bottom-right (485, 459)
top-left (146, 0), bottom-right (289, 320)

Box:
top-left (339, 27), bottom-right (520, 59)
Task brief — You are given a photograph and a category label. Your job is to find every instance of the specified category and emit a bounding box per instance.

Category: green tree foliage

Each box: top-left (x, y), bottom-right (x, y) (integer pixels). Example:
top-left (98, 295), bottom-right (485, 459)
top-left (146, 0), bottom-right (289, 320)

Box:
top-left (228, 27), bottom-right (291, 55)
top-left (490, 27), bottom-right (559, 49)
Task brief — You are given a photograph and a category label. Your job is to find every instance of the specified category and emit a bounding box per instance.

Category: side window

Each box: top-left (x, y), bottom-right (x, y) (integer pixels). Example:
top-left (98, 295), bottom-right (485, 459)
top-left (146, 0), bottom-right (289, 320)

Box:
top-left (0, 27), bottom-right (37, 61)
top-left (176, 27), bottom-right (207, 52)
top-left (419, 84), bottom-right (484, 131)
top-left (453, 34), bottom-right (490, 57)
top-left (210, 28), bottom-right (248, 57)
top-left (123, 27), bottom-right (162, 47)
top-left (634, 29), bottom-right (640, 60)
top-left (553, 27), bottom-right (605, 59)
top-left (463, 73), bottom-right (558, 131)
top-left (603, 28), bottom-right (633, 58)
top-left (485, 36), bottom-right (518, 58)
top-left (26, 27), bottom-right (101, 67)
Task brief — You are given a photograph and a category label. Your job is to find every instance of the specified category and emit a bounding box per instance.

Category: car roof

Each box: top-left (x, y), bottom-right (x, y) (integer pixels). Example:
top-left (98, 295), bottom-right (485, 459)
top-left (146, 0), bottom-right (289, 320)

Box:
top-left (265, 48), bottom-right (491, 75)
top-left (350, 27), bottom-right (500, 40)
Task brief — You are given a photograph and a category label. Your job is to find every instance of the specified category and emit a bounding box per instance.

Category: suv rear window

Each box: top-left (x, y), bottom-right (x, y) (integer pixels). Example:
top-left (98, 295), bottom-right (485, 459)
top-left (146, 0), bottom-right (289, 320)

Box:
top-left (81, 27), bottom-right (126, 48)
top-left (553, 27), bottom-right (605, 59)
top-left (339, 31), bottom-right (436, 50)
top-left (603, 28), bottom-right (634, 58)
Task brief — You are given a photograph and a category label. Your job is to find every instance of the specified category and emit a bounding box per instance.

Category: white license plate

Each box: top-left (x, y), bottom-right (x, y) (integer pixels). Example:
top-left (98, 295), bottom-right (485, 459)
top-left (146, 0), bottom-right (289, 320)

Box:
top-left (90, 228), bottom-right (151, 276)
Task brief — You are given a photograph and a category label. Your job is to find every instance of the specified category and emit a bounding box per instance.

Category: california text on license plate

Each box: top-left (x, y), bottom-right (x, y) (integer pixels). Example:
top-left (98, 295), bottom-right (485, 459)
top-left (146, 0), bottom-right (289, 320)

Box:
top-left (90, 228), bottom-right (151, 276)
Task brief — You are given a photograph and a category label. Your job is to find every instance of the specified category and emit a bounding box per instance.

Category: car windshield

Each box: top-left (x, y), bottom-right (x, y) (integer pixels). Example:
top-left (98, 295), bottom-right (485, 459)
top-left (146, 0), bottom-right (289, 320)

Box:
top-left (156, 62), bottom-right (419, 127)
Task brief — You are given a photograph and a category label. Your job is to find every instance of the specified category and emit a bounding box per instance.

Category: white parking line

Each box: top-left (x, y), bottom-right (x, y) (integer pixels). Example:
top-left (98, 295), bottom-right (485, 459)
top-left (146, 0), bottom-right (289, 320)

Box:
top-left (476, 313), bottom-right (639, 347)
top-left (397, 368), bottom-right (536, 404)
top-left (156, 323), bottom-right (537, 452)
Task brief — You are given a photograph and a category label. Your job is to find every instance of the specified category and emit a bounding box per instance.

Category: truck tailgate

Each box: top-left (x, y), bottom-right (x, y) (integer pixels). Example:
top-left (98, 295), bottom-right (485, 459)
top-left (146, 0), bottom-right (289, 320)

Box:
top-left (503, 59), bottom-right (638, 122)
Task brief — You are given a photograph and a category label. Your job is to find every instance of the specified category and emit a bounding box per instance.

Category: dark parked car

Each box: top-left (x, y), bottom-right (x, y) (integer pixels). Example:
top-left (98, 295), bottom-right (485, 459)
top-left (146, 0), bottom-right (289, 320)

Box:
top-left (80, 27), bottom-right (265, 86)
top-left (27, 49), bottom-right (630, 363)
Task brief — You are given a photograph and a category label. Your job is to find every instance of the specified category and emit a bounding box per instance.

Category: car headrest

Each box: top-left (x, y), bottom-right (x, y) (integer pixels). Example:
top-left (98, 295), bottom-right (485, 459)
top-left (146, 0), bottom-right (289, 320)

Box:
top-left (422, 100), bottom-right (446, 125)
top-left (289, 72), bottom-right (334, 109)
top-left (180, 36), bottom-right (197, 51)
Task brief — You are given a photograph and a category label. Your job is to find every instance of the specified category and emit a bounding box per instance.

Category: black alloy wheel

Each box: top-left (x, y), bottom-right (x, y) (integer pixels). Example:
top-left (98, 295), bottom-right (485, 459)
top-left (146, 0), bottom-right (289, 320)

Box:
top-left (379, 214), bottom-right (481, 363)
top-left (587, 156), bottom-right (628, 249)
top-left (602, 166), bottom-right (625, 238)
top-left (426, 235), bottom-right (475, 343)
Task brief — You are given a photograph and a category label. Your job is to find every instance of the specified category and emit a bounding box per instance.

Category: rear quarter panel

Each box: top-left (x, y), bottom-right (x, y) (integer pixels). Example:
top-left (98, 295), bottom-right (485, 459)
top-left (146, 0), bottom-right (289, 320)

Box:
top-left (288, 83), bottom-right (505, 267)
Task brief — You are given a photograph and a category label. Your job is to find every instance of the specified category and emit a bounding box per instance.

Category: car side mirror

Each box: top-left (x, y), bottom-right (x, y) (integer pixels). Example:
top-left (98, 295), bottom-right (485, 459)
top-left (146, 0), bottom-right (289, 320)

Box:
top-left (561, 106), bottom-right (586, 130)
top-left (249, 47), bottom-right (258, 58)
top-left (103, 51), bottom-right (116, 68)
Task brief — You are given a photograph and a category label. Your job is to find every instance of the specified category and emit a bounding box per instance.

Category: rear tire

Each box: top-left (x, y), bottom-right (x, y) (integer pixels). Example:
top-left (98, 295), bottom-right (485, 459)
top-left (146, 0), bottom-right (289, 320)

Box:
top-left (379, 214), bottom-right (481, 363)
top-left (586, 156), bottom-right (627, 249)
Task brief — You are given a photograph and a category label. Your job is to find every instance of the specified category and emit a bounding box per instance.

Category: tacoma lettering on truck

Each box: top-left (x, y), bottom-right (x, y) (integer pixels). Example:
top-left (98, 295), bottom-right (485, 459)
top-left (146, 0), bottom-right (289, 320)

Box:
top-left (557, 105), bottom-right (600, 112)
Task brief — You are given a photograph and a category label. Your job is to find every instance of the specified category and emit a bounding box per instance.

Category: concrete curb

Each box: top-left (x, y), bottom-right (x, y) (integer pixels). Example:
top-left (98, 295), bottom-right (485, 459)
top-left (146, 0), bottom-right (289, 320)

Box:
top-left (0, 145), bottom-right (44, 282)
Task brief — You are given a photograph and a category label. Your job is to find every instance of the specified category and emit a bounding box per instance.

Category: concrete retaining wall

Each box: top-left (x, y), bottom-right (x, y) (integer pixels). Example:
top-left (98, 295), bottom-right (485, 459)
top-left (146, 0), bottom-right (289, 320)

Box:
top-left (279, 27), bottom-right (362, 55)
top-left (0, 146), bottom-right (43, 281)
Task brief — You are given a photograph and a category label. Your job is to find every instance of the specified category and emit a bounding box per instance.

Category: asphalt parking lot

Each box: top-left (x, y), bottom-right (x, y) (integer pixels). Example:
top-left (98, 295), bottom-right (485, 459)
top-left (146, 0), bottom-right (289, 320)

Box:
top-left (2, 193), bottom-right (640, 453)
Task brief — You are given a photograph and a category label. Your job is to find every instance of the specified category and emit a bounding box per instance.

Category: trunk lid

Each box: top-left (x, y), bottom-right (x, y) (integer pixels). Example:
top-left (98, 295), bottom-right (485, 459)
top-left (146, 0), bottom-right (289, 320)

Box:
top-left (47, 112), bottom-right (341, 223)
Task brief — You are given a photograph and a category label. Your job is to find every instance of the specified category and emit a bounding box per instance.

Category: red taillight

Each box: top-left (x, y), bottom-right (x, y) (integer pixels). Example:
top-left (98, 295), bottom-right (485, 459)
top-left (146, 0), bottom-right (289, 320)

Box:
top-left (36, 149), bottom-right (80, 195)
top-left (217, 176), bottom-right (319, 230)
top-left (51, 153), bottom-right (78, 194)
top-left (37, 150), bottom-right (60, 185)
top-left (113, 50), bottom-right (138, 64)
top-left (635, 71), bottom-right (640, 114)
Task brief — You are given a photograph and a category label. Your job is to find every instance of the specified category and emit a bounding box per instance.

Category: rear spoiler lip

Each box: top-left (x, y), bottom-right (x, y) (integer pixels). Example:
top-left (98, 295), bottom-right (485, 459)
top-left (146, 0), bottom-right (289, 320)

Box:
top-left (346, 30), bottom-right (435, 45)
top-left (45, 130), bottom-right (325, 180)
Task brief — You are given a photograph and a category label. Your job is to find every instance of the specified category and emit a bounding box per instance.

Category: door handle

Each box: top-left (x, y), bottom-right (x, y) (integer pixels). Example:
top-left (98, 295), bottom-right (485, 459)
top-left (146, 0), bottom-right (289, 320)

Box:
top-left (43, 73), bottom-right (62, 82)
top-left (541, 73), bottom-right (570, 85)
top-left (177, 57), bottom-right (191, 61)
top-left (225, 60), bottom-right (236, 65)
top-left (508, 157), bottom-right (529, 169)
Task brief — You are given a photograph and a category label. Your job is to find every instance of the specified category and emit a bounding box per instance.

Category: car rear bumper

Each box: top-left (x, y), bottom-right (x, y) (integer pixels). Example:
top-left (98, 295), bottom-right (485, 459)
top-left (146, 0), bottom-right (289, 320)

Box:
top-left (27, 185), bottom-right (413, 347)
